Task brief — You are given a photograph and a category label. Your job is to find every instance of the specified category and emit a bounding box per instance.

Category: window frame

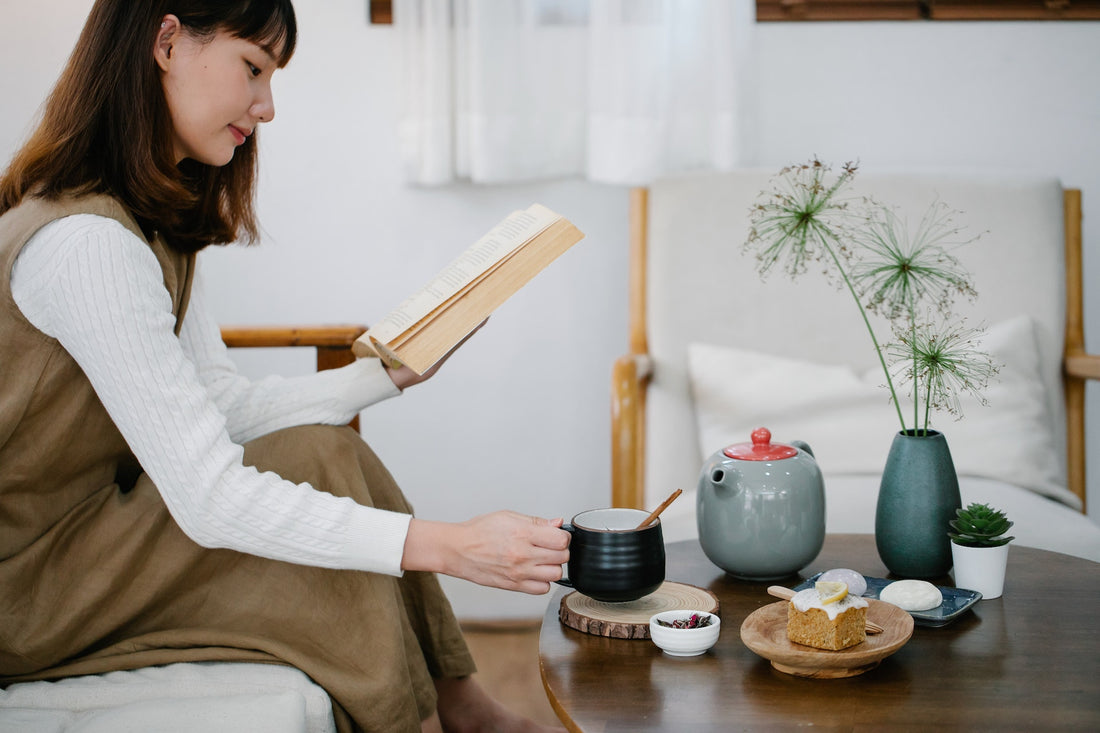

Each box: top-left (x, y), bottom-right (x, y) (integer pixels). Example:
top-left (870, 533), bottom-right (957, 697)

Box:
top-left (370, 0), bottom-right (392, 24)
top-left (757, 1), bottom-right (1100, 21)
top-left (368, 0), bottom-right (1100, 24)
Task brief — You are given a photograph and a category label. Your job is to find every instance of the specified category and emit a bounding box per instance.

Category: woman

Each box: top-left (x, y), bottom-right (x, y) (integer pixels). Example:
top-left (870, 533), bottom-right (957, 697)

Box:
top-left (0, 2), bottom-right (569, 731)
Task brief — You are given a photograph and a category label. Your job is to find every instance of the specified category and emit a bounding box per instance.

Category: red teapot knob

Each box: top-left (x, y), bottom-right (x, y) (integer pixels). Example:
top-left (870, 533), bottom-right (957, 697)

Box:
top-left (751, 427), bottom-right (772, 446)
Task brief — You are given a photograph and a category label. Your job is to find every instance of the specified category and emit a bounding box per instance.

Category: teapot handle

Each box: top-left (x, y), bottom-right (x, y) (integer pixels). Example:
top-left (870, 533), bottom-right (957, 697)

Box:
top-left (791, 440), bottom-right (814, 457)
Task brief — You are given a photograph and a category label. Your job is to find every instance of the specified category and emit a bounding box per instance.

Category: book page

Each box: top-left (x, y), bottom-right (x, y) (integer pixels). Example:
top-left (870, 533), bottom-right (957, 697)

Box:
top-left (366, 204), bottom-right (561, 345)
top-left (385, 237), bottom-right (533, 349)
top-left (380, 218), bottom-right (584, 373)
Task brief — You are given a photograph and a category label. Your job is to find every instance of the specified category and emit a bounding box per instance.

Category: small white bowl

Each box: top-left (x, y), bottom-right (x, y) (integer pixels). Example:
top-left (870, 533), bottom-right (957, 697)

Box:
top-left (648, 610), bottom-right (721, 657)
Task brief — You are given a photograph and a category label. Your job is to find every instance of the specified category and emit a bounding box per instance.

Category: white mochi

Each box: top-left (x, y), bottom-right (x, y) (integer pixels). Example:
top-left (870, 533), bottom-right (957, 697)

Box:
top-left (879, 579), bottom-right (943, 611)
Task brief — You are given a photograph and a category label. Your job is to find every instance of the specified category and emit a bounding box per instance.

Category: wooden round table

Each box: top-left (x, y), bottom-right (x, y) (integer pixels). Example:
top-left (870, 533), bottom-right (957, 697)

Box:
top-left (539, 535), bottom-right (1100, 731)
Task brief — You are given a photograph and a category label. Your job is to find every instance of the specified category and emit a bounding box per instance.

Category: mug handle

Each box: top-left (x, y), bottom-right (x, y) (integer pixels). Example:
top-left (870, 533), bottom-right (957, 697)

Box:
top-left (554, 523), bottom-right (575, 588)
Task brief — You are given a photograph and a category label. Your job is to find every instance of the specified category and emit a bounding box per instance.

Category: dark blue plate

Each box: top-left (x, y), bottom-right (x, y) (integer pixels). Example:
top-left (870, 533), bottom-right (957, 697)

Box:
top-left (794, 573), bottom-right (982, 627)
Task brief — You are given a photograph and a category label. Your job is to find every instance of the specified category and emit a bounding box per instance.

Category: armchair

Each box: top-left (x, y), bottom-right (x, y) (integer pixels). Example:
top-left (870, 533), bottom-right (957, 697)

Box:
top-left (611, 170), bottom-right (1100, 563)
top-left (0, 325), bottom-right (367, 732)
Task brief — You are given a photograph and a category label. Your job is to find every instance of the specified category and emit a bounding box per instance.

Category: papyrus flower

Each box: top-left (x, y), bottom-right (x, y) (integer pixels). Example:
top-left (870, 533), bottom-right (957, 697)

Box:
top-left (745, 158), bottom-right (998, 435)
top-left (888, 317), bottom-right (1000, 431)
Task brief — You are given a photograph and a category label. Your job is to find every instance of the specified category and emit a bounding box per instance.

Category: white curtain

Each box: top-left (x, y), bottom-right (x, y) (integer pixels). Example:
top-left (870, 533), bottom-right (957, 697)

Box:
top-left (395, 0), bottom-right (756, 186)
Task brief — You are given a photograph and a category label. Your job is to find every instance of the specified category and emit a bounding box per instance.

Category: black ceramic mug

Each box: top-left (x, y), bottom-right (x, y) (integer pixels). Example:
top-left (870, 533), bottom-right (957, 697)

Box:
top-left (555, 508), bottom-right (666, 603)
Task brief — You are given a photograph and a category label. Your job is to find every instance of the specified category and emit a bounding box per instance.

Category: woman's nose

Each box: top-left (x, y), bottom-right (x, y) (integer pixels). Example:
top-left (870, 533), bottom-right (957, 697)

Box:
top-left (252, 86), bottom-right (275, 124)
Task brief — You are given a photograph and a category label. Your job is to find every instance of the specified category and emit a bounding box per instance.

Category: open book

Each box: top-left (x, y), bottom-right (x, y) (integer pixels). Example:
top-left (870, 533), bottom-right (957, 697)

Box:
top-left (352, 204), bottom-right (585, 374)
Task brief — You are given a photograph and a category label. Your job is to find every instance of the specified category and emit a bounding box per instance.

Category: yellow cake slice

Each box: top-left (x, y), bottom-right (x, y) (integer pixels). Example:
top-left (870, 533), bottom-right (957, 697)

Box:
top-left (786, 582), bottom-right (868, 651)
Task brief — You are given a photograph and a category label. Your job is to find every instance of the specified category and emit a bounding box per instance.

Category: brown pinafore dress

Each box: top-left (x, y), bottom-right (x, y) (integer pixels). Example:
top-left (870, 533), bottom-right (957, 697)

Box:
top-left (0, 195), bottom-right (475, 732)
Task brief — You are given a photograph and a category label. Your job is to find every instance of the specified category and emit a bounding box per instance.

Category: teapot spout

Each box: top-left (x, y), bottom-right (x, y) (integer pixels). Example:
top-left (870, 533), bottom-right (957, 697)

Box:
top-left (708, 466), bottom-right (741, 492)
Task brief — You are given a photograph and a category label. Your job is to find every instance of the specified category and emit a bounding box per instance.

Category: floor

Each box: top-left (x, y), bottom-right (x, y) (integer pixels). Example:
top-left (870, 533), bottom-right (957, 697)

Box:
top-left (460, 619), bottom-right (560, 727)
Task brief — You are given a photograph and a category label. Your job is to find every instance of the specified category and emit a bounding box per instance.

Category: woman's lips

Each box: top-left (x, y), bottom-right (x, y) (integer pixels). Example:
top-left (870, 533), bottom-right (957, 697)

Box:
top-left (229, 125), bottom-right (248, 145)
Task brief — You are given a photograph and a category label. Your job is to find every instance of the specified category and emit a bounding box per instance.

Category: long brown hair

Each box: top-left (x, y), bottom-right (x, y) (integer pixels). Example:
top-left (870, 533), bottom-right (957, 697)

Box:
top-left (0, 0), bottom-right (297, 253)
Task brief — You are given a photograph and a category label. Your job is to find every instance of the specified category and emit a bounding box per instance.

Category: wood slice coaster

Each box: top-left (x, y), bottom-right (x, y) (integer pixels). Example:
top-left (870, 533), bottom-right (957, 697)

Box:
top-left (558, 581), bottom-right (720, 639)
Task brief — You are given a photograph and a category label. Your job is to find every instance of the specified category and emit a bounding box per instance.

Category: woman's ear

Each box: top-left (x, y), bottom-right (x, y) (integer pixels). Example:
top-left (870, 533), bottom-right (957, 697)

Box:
top-left (154, 15), bottom-right (181, 72)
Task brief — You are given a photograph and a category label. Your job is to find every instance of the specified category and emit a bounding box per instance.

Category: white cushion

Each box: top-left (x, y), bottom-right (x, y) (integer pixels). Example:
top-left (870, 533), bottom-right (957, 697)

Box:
top-left (0, 662), bottom-right (336, 733)
top-left (823, 476), bottom-right (1100, 563)
top-left (687, 315), bottom-right (1078, 509)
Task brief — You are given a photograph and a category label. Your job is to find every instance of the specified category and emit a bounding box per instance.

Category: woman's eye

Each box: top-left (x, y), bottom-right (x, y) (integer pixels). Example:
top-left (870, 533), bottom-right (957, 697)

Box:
top-left (247, 62), bottom-right (261, 77)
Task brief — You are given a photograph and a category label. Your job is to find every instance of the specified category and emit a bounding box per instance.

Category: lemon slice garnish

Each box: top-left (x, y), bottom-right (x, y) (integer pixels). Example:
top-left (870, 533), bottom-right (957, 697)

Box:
top-left (815, 580), bottom-right (848, 605)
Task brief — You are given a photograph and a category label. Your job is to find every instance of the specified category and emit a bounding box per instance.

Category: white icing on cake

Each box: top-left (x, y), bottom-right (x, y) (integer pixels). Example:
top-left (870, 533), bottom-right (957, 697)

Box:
top-left (879, 579), bottom-right (943, 611)
top-left (791, 587), bottom-right (869, 620)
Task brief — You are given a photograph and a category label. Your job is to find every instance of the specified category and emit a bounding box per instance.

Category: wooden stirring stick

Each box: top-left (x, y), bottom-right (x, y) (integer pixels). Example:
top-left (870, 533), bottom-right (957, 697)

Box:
top-left (767, 585), bottom-right (885, 635)
top-left (635, 488), bottom-right (683, 529)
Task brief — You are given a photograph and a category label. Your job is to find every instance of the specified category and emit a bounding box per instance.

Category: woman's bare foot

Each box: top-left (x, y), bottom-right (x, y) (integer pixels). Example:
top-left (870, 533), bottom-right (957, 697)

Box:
top-left (432, 676), bottom-right (565, 733)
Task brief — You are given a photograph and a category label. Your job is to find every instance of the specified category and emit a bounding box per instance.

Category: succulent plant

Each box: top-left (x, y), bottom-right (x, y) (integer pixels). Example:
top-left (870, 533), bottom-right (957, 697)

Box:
top-left (948, 502), bottom-right (1015, 548)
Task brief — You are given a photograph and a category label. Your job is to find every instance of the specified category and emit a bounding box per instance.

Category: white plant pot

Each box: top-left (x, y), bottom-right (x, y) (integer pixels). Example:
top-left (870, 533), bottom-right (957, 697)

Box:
top-left (950, 542), bottom-right (1010, 599)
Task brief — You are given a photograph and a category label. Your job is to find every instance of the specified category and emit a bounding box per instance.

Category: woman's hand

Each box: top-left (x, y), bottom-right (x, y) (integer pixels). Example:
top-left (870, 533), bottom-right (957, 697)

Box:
top-left (385, 318), bottom-right (488, 391)
top-left (402, 511), bottom-right (570, 595)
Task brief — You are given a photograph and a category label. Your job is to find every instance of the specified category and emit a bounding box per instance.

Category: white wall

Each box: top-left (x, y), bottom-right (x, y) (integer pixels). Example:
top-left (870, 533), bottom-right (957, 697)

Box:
top-left (3, 1), bottom-right (1097, 619)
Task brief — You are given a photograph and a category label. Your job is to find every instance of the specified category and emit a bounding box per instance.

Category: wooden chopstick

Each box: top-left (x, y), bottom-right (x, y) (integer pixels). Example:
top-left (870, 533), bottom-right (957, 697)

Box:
top-left (767, 585), bottom-right (885, 635)
top-left (635, 488), bottom-right (683, 529)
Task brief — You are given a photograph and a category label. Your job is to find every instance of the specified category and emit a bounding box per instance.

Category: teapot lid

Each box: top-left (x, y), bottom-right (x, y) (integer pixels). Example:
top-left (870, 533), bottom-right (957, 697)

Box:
top-left (722, 427), bottom-right (798, 461)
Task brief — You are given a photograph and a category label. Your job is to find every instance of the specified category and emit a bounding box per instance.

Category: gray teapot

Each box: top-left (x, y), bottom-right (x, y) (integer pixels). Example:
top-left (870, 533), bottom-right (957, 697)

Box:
top-left (696, 427), bottom-right (825, 580)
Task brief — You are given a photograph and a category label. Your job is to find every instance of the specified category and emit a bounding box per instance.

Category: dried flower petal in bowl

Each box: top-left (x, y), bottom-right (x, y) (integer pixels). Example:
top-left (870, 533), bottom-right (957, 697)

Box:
top-left (649, 610), bottom-right (721, 657)
top-left (654, 613), bottom-right (713, 629)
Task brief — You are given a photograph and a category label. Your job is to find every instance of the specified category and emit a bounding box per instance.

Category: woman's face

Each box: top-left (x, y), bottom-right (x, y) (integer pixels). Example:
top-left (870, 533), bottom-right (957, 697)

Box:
top-left (156, 16), bottom-right (280, 166)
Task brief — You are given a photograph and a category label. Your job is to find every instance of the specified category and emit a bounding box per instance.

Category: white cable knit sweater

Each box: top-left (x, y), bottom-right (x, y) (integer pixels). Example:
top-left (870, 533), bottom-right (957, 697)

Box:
top-left (11, 214), bottom-right (411, 575)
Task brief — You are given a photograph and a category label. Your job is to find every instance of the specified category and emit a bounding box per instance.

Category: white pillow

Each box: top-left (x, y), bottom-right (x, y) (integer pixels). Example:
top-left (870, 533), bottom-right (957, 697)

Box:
top-left (688, 315), bottom-right (1077, 509)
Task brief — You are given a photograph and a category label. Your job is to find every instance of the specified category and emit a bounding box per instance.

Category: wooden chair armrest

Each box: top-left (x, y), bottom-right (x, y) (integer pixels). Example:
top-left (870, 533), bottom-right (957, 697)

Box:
top-left (611, 353), bottom-right (653, 510)
top-left (220, 324), bottom-right (368, 372)
top-left (219, 324), bottom-right (367, 349)
top-left (1064, 351), bottom-right (1100, 381)
top-left (1063, 349), bottom-right (1098, 513)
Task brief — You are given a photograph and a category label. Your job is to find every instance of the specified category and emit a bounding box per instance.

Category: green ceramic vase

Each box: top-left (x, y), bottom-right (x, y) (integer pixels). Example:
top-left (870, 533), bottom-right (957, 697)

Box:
top-left (875, 430), bottom-right (962, 578)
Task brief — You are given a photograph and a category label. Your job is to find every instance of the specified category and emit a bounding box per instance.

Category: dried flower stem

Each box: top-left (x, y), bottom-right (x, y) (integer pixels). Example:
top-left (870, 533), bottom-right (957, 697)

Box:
top-left (821, 237), bottom-right (909, 431)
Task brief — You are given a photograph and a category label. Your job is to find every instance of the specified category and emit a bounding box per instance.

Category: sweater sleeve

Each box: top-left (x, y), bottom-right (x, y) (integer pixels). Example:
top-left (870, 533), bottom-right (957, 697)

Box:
top-left (180, 262), bottom-right (400, 444)
top-left (11, 214), bottom-right (411, 575)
